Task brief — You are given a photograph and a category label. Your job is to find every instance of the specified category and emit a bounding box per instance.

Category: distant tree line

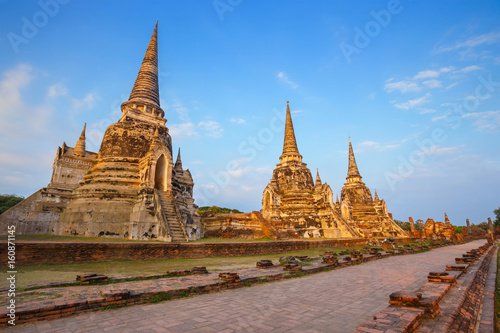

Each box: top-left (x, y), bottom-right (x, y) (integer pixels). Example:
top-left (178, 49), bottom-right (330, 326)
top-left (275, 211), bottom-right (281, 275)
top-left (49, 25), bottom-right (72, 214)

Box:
top-left (0, 194), bottom-right (24, 214)
top-left (198, 206), bottom-right (243, 215)
top-left (394, 219), bottom-right (423, 232)
top-left (495, 207), bottom-right (500, 228)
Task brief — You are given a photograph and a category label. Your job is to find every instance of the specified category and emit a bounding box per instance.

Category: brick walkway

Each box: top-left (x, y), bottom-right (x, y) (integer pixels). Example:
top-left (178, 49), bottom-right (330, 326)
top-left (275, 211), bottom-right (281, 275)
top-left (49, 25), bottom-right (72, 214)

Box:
top-left (6, 240), bottom-right (487, 333)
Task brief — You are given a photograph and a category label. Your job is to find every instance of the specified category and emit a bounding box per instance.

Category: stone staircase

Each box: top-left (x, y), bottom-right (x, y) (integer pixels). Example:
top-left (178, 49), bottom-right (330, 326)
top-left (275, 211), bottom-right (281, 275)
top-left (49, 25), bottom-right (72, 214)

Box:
top-left (157, 190), bottom-right (188, 243)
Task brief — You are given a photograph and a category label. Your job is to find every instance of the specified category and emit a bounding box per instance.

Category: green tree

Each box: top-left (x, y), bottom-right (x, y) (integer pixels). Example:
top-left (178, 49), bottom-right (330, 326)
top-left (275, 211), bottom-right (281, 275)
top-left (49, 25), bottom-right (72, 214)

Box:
top-left (476, 221), bottom-right (489, 230)
top-left (198, 206), bottom-right (243, 215)
top-left (415, 220), bottom-right (423, 232)
top-left (494, 207), bottom-right (500, 228)
top-left (394, 220), bottom-right (411, 231)
top-left (0, 194), bottom-right (24, 214)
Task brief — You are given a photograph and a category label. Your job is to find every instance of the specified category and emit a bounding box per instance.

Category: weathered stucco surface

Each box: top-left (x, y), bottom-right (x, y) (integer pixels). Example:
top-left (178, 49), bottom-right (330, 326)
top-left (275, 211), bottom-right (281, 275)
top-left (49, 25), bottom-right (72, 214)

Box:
top-left (0, 23), bottom-right (201, 242)
top-left (261, 102), bottom-right (359, 238)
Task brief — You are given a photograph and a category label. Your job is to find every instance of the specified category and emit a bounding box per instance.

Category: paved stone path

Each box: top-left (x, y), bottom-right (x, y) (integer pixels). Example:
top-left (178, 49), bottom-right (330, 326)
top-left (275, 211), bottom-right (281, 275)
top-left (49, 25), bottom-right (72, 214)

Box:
top-left (6, 240), bottom-right (487, 333)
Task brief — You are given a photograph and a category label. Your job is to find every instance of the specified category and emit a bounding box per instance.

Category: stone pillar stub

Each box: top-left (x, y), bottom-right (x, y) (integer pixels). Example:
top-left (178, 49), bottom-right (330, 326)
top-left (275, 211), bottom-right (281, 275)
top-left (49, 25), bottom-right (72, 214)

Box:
top-left (409, 217), bottom-right (415, 232)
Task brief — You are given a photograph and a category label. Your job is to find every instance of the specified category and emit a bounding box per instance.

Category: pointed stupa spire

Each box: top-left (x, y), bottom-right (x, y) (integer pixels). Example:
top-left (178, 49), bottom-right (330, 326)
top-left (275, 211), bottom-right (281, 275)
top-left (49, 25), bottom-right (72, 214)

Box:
top-left (444, 212), bottom-right (450, 224)
top-left (374, 189), bottom-right (379, 201)
top-left (336, 194), bottom-right (340, 205)
top-left (128, 21), bottom-right (160, 108)
top-left (347, 137), bottom-right (361, 179)
top-left (282, 101), bottom-right (299, 154)
top-left (315, 168), bottom-right (322, 186)
top-left (175, 148), bottom-right (182, 169)
top-left (279, 101), bottom-right (303, 164)
top-left (74, 123), bottom-right (86, 157)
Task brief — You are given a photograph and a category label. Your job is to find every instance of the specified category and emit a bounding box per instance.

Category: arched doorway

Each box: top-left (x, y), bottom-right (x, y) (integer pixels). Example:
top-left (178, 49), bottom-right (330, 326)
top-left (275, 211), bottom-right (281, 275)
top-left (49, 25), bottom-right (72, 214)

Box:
top-left (342, 204), bottom-right (349, 219)
top-left (263, 191), bottom-right (272, 210)
top-left (327, 191), bottom-right (333, 207)
top-left (155, 155), bottom-right (167, 191)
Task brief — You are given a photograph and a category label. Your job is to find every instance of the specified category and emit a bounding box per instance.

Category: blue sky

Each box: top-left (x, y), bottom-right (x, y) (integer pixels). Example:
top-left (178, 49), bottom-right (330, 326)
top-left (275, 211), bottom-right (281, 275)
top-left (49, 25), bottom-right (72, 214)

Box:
top-left (0, 0), bottom-right (499, 226)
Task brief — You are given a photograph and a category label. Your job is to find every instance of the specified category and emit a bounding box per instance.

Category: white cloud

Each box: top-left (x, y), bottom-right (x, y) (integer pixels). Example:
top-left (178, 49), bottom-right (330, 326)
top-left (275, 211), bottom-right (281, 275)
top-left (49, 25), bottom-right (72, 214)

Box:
top-left (418, 108), bottom-right (436, 115)
top-left (169, 122), bottom-right (197, 139)
top-left (400, 132), bottom-right (421, 143)
top-left (0, 64), bottom-right (32, 112)
top-left (456, 65), bottom-right (482, 73)
top-left (171, 99), bottom-right (191, 122)
top-left (384, 80), bottom-right (421, 93)
top-left (255, 166), bottom-right (273, 174)
top-left (431, 114), bottom-right (447, 122)
top-left (230, 117), bottom-right (246, 124)
top-left (227, 166), bottom-right (253, 178)
top-left (440, 102), bottom-right (455, 107)
top-left (439, 67), bottom-right (454, 73)
top-left (47, 83), bottom-right (68, 99)
top-left (423, 79), bottom-right (442, 88)
top-left (462, 110), bottom-right (500, 132)
top-left (437, 31), bottom-right (500, 53)
top-left (357, 141), bottom-right (400, 152)
top-left (0, 64), bottom-right (53, 139)
top-left (276, 71), bottom-right (298, 89)
top-left (198, 120), bottom-right (223, 138)
top-left (72, 93), bottom-right (96, 110)
top-left (414, 70), bottom-right (440, 80)
top-left (417, 145), bottom-right (460, 157)
top-left (170, 119), bottom-right (224, 139)
top-left (413, 67), bottom-right (454, 80)
top-left (446, 81), bottom-right (461, 90)
top-left (241, 185), bottom-right (258, 192)
top-left (393, 93), bottom-right (431, 110)
top-left (386, 67), bottom-right (454, 94)
top-left (455, 31), bottom-right (500, 49)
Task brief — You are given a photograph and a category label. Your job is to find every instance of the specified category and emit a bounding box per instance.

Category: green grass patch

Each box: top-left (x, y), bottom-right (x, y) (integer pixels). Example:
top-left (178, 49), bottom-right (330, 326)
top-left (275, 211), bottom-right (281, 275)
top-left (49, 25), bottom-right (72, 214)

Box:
top-left (0, 247), bottom-right (349, 288)
top-left (102, 304), bottom-right (120, 311)
top-left (149, 292), bottom-right (172, 304)
top-left (0, 242), bottom-right (423, 289)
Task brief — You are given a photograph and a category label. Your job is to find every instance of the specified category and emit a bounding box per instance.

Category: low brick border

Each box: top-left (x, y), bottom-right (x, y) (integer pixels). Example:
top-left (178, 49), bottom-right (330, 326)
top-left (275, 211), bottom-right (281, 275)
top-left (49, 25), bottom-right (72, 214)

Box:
top-left (0, 239), bottom-right (479, 328)
top-left (13, 267), bottom-right (209, 292)
top-left (475, 245), bottom-right (497, 332)
top-left (354, 242), bottom-right (495, 333)
top-left (0, 237), bottom-right (430, 267)
top-left (448, 244), bottom-right (496, 332)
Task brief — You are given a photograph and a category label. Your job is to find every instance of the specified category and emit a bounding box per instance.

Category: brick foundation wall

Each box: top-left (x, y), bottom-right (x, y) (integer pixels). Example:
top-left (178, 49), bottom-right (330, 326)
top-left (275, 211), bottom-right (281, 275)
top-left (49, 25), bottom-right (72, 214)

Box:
top-left (448, 244), bottom-right (495, 332)
top-left (0, 238), bottom-right (422, 266)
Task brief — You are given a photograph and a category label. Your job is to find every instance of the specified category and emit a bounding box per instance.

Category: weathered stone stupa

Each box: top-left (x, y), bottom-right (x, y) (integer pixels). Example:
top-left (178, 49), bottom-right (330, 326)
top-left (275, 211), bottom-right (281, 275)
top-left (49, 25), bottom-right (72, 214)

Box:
top-left (339, 138), bottom-right (406, 237)
top-left (261, 102), bottom-right (359, 238)
top-left (0, 23), bottom-right (202, 242)
top-left (422, 213), bottom-right (457, 240)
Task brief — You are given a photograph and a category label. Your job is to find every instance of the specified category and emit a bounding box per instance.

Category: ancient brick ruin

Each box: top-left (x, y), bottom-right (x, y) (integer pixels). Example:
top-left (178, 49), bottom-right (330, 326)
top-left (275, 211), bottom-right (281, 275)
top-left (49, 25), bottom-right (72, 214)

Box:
top-left (0, 23), bottom-right (202, 242)
top-left (421, 213), bottom-right (459, 241)
top-left (339, 137), bottom-right (407, 237)
top-left (261, 102), bottom-right (406, 238)
top-left (261, 102), bottom-right (357, 238)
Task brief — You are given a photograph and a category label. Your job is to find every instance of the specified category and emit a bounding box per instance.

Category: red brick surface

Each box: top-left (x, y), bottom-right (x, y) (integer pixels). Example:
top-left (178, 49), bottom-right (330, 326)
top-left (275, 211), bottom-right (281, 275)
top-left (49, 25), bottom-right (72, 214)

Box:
top-left (0, 238), bottom-right (388, 266)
